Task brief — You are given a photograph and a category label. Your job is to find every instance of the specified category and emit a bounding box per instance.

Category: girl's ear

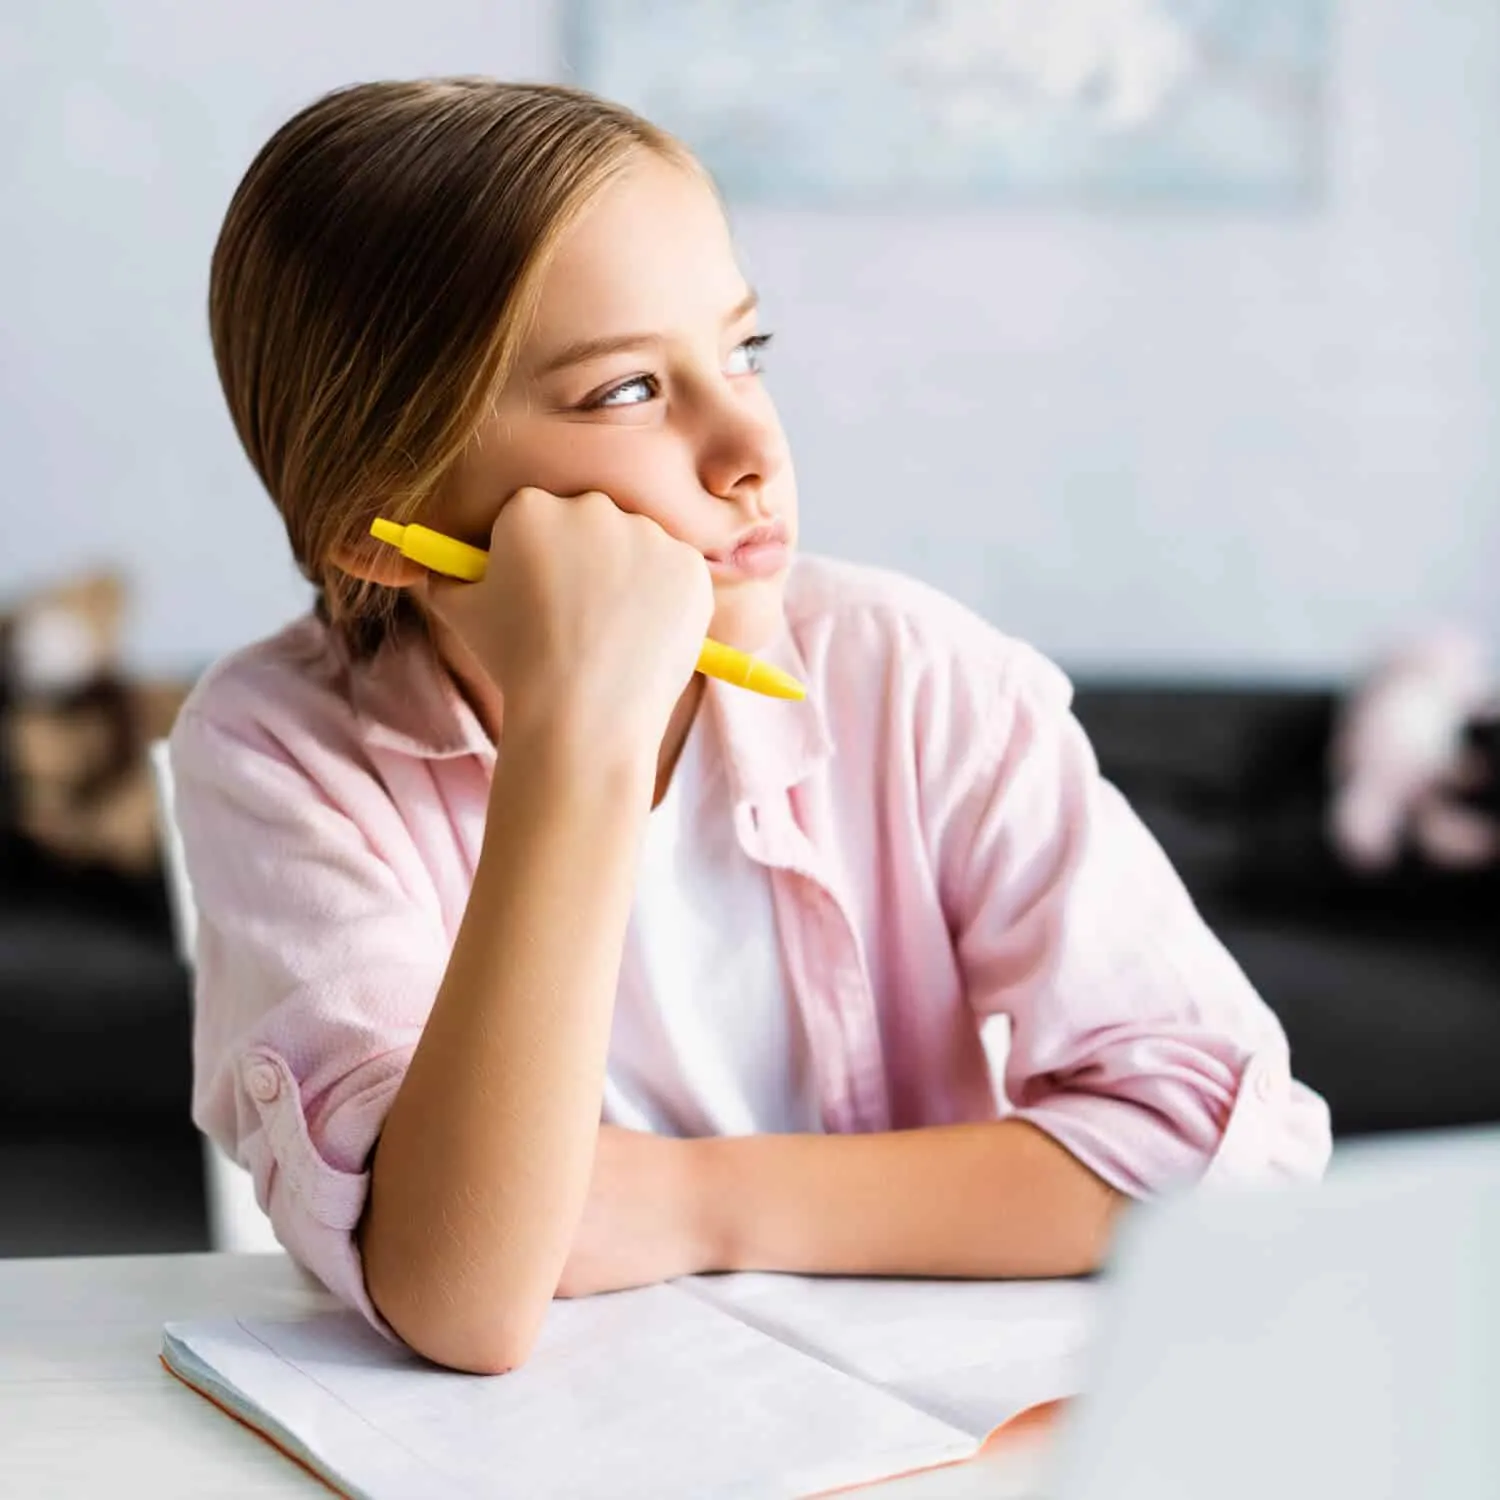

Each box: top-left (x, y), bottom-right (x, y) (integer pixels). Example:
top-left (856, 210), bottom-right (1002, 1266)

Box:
top-left (330, 537), bottom-right (426, 589)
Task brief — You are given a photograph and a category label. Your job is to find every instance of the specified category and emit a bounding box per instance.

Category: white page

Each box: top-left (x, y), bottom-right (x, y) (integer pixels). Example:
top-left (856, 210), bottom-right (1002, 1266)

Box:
top-left (680, 1275), bottom-right (1098, 1438)
top-left (163, 1281), bottom-right (979, 1500)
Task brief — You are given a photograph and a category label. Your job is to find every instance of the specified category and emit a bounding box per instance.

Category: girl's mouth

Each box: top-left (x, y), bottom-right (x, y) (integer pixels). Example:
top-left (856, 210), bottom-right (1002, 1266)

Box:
top-left (706, 518), bottom-right (791, 580)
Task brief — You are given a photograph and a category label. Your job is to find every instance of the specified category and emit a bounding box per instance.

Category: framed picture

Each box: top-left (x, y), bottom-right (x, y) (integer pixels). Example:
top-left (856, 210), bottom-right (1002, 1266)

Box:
top-left (566, 0), bottom-right (1331, 207)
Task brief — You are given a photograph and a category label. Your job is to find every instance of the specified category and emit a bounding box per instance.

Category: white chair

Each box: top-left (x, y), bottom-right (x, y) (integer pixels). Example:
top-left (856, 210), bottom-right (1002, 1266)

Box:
top-left (148, 741), bottom-right (283, 1253)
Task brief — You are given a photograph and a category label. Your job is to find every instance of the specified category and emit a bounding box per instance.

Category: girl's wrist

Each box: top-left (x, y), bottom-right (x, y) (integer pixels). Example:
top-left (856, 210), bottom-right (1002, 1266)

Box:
top-left (497, 677), bottom-right (676, 775)
top-left (490, 717), bottom-right (658, 814)
top-left (684, 1136), bottom-right (747, 1274)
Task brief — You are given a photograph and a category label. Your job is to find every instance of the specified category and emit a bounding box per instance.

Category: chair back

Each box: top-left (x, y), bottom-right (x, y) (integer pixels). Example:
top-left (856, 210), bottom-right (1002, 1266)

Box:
top-left (148, 740), bottom-right (283, 1255)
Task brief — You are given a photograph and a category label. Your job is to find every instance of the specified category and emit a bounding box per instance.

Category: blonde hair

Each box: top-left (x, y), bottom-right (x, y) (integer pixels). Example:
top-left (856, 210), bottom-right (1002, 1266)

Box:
top-left (209, 78), bottom-right (691, 657)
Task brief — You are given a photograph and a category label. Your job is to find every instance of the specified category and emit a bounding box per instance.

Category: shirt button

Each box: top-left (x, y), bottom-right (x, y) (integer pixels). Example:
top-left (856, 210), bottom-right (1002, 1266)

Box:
top-left (1254, 1064), bottom-right (1276, 1102)
top-left (244, 1059), bottom-right (281, 1104)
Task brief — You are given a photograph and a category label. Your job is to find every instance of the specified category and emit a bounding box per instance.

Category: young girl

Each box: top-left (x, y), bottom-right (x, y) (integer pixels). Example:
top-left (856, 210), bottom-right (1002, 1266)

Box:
top-left (172, 78), bottom-right (1331, 1375)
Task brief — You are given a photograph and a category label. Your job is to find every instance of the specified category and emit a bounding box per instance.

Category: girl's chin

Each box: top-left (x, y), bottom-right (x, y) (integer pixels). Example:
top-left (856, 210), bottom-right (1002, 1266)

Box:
top-left (708, 578), bottom-right (789, 655)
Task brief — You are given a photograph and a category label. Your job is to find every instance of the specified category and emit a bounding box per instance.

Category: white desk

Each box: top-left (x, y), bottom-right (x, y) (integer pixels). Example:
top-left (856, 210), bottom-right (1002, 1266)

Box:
top-left (0, 1252), bottom-right (1056, 1499)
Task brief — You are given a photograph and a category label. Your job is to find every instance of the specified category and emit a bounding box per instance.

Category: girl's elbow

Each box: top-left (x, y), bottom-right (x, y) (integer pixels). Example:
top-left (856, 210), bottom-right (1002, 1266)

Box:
top-left (362, 1229), bottom-right (553, 1375)
top-left (374, 1276), bottom-right (550, 1376)
top-left (419, 1318), bottom-right (545, 1377)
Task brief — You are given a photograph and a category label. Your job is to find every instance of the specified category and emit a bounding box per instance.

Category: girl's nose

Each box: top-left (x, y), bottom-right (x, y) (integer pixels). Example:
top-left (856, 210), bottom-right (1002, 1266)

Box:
top-left (698, 402), bottom-right (785, 504)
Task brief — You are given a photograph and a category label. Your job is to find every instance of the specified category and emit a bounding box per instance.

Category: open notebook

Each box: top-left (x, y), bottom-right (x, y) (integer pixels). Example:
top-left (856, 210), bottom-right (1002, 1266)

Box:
top-left (161, 1272), bottom-right (1096, 1499)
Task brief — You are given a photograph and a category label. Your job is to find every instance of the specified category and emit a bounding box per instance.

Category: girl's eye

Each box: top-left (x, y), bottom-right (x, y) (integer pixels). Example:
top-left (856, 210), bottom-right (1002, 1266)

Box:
top-left (581, 333), bottom-right (773, 409)
top-left (727, 332), bottom-right (773, 376)
top-left (591, 374), bottom-right (658, 409)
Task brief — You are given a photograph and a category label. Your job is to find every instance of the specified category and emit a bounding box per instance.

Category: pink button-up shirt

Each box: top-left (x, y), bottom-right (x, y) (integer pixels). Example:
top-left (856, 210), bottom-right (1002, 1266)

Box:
top-left (170, 555), bottom-right (1331, 1334)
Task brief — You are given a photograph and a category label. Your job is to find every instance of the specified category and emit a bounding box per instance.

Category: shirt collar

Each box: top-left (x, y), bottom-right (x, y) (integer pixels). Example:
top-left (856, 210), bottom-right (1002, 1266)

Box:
top-left (348, 628), bottom-right (494, 762)
top-left (706, 615), bottom-right (832, 806)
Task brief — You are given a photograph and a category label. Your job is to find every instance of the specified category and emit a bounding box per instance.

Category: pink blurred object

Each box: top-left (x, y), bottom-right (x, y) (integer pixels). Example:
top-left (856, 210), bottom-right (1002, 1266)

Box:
top-left (1328, 628), bottom-right (1500, 873)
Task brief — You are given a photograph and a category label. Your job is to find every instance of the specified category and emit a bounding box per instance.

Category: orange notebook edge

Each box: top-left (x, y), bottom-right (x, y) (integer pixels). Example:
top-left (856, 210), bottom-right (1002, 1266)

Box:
top-left (158, 1352), bottom-right (353, 1499)
top-left (805, 1397), bottom-right (1071, 1499)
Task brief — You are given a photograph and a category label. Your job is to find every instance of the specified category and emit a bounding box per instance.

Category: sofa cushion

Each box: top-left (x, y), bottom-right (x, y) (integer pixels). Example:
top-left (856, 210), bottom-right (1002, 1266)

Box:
top-left (0, 895), bottom-right (190, 1120)
top-left (1216, 915), bottom-right (1500, 1136)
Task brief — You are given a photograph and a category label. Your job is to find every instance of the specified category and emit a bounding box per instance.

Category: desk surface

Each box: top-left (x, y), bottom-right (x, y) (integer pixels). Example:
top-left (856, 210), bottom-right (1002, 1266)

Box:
top-left (0, 1252), bottom-right (1055, 1499)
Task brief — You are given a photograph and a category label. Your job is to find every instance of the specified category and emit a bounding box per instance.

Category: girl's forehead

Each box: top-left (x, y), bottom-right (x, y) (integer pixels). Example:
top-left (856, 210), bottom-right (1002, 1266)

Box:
top-left (528, 155), bottom-right (745, 335)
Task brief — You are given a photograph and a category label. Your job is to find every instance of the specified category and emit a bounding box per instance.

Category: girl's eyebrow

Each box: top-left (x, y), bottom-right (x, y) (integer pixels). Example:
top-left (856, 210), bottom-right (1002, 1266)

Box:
top-left (531, 289), bottom-right (759, 378)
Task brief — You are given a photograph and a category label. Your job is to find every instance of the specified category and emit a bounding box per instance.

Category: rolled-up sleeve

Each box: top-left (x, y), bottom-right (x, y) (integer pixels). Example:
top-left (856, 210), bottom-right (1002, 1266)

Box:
top-left (169, 706), bottom-right (449, 1339)
top-left (946, 652), bottom-right (1332, 1198)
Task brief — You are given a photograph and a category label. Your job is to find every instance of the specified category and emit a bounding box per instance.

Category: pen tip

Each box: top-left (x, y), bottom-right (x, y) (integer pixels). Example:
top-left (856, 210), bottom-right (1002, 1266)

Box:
top-left (760, 671), bottom-right (807, 701)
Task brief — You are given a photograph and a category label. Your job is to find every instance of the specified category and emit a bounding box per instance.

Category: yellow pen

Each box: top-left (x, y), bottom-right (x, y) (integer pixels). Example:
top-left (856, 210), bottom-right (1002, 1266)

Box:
top-left (369, 519), bottom-right (807, 702)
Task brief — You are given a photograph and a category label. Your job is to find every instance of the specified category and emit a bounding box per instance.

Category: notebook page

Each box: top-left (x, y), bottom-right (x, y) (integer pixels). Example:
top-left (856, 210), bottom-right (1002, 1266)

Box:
top-left (680, 1275), bottom-right (1099, 1438)
top-left (163, 1281), bottom-right (979, 1500)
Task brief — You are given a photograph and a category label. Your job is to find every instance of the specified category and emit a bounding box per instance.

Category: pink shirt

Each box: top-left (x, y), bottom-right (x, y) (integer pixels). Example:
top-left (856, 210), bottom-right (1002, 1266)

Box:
top-left (170, 556), bottom-right (1331, 1336)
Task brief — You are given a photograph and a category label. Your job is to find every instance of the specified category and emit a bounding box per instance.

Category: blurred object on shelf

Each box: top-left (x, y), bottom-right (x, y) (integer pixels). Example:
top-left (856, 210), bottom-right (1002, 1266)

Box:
top-left (1329, 629), bottom-right (1500, 876)
top-left (1, 571), bottom-right (191, 884)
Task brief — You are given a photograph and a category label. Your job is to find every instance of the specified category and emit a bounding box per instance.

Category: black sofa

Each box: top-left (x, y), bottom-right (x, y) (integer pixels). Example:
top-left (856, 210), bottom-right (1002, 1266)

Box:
top-left (3, 682), bottom-right (1497, 1256)
top-left (0, 845), bottom-right (205, 1256)
top-left (1075, 683), bottom-right (1500, 1136)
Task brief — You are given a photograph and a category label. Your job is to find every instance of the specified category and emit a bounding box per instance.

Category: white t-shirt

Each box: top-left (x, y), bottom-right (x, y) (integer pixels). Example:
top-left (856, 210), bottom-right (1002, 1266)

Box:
top-left (602, 709), bottom-right (823, 1138)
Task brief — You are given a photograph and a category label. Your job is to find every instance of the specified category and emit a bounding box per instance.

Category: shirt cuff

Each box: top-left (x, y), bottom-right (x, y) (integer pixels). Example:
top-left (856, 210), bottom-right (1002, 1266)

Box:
top-left (1197, 1053), bottom-right (1333, 1190)
top-left (1010, 1050), bottom-right (1332, 1200)
top-left (236, 1046), bottom-right (405, 1346)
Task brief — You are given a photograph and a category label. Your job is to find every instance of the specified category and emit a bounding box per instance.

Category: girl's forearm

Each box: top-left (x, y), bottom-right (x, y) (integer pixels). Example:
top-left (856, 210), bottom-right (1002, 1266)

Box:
top-left (697, 1120), bottom-right (1125, 1281)
top-left (360, 727), bottom-right (653, 1374)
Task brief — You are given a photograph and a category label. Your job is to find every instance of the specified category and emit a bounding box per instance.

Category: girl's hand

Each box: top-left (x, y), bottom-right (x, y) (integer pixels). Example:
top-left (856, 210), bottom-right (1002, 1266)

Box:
top-left (423, 487), bottom-right (713, 753)
top-left (555, 1125), bottom-right (719, 1298)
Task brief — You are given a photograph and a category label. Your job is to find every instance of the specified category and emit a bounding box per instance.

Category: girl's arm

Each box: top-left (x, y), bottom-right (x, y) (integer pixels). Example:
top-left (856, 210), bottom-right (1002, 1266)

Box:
top-left (695, 1121), bottom-right (1123, 1280)
top-left (359, 732), bottom-right (654, 1373)
top-left (558, 1119), bottom-right (1121, 1299)
top-left (359, 490), bottom-right (713, 1375)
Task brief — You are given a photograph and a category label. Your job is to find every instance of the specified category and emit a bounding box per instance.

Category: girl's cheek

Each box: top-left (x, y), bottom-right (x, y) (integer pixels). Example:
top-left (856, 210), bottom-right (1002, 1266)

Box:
top-left (479, 427), bottom-right (700, 535)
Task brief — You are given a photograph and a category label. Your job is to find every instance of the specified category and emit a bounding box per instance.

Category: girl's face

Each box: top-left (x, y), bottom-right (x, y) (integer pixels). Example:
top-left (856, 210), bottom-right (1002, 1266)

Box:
top-left (436, 151), bottom-right (798, 654)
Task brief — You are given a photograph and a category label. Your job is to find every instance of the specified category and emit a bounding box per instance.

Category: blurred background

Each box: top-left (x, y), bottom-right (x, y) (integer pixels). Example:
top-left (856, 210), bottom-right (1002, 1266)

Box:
top-left (1, 1), bottom-right (1496, 1258)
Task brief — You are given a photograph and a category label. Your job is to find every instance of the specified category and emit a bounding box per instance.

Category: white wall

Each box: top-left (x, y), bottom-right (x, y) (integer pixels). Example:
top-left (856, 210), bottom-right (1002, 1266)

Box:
top-left (2, 1), bottom-right (1496, 679)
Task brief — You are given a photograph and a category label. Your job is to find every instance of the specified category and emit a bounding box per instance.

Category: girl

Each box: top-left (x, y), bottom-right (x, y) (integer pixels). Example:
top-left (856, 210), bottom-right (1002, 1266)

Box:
top-left (172, 78), bottom-right (1331, 1376)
